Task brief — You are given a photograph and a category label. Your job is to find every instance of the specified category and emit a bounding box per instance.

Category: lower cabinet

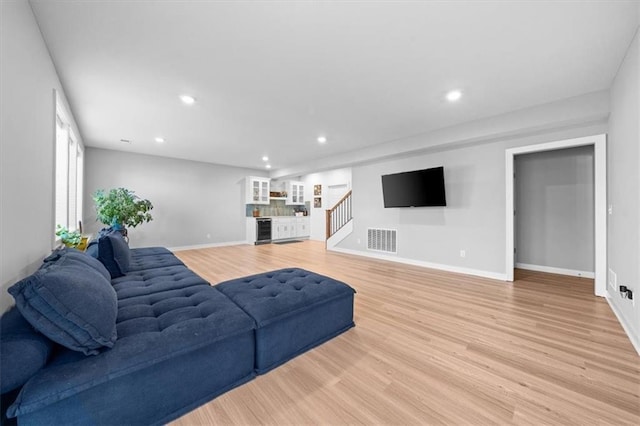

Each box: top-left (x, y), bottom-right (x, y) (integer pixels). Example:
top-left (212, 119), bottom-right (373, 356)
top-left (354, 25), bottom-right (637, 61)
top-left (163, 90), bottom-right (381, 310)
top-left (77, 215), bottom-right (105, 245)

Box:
top-left (273, 217), bottom-right (309, 240)
top-left (295, 217), bottom-right (309, 237)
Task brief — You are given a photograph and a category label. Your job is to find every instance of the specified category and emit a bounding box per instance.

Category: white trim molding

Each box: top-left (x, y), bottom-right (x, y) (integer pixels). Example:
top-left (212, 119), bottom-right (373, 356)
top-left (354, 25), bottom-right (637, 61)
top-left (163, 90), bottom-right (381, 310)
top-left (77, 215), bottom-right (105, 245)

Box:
top-left (505, 134), bottom-right (607, 297)
top-left (329, 246), bottom-right (508, 281)
top-left (516, 263), bottom-right (595, 279)
top-left (606, 294), bottom-right (640, 356)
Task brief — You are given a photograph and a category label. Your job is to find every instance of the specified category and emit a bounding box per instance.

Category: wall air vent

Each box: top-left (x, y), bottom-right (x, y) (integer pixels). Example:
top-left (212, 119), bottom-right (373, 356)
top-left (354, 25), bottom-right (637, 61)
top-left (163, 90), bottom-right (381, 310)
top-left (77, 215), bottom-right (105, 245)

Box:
top-left (367, 228), bottom-right (397, 254)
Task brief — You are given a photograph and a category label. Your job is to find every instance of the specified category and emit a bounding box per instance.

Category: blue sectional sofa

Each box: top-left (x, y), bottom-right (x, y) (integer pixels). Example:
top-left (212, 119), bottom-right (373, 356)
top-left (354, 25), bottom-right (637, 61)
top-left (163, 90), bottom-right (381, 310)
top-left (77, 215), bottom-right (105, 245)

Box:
top-left (0, 232), bottom-right (355, 425)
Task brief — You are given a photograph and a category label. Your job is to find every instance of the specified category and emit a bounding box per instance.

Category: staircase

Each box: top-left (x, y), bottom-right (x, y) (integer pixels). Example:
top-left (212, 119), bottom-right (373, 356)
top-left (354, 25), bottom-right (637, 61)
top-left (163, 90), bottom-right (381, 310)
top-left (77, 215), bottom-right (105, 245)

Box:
top-left (325, 190), bottom-right (353, 248)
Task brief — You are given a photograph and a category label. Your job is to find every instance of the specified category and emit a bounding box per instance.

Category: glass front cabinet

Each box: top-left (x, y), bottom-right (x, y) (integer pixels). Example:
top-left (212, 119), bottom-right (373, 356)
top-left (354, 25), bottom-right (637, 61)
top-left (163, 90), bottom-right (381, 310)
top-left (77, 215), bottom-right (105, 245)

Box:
top-left (246, 176), bottom-right (270, 205)
top-left (286, 181), bottom-right (305, 205)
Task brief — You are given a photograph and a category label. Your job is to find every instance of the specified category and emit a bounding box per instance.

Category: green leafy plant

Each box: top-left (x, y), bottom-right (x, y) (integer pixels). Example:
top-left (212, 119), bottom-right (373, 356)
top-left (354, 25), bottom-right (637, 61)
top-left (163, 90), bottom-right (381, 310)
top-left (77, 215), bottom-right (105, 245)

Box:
top-left (56, 225), bottom-right (82, 247)
top-left (93, 188), bottom-right (153, 230)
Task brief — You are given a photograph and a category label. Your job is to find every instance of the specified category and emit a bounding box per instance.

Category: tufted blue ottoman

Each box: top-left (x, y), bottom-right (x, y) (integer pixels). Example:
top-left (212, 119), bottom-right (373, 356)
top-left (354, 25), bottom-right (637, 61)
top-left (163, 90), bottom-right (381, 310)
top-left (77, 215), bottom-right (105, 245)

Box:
top-left (215, 268), bottom-right (355, 373)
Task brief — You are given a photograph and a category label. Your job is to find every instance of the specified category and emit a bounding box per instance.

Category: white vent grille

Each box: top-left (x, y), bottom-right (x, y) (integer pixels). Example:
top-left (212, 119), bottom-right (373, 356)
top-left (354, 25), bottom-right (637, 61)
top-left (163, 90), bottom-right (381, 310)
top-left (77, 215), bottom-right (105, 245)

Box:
top-left (367, 228), bottom-right (397, 253)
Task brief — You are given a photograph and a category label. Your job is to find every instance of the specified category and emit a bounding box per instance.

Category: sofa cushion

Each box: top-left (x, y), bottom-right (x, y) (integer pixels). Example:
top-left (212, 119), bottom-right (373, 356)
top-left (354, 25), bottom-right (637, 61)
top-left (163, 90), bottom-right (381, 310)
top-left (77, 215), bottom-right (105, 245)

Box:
top-left (130, 246), bottom-right (173, 258)
top-left (0, 308), bottom-right (55, 393)
top-left (7, 285), bottom-right (256, 421)
top-left (8, 255), bottom-right (118, 355)
top-left (215, 268), bottom-right (356, 373)
top-left (85, 227), bottom-right (117, 259)
top-left (85, 241), bottom-right (98, 258)
top-left (42, 247), bottom-right (111, 281)
top-left (98, 232), bottom-right (131, 278)
top-left (112, 265), bottom-right (209, 301)
top-left (126, 253), bottom-right (185, 272)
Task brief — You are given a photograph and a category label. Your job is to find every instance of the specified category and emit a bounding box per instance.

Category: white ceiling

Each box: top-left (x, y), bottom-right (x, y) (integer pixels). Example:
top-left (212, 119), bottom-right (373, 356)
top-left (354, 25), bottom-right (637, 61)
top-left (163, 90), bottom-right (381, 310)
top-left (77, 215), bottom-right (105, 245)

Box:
top-left (30, 0), bottom-right (638, 173)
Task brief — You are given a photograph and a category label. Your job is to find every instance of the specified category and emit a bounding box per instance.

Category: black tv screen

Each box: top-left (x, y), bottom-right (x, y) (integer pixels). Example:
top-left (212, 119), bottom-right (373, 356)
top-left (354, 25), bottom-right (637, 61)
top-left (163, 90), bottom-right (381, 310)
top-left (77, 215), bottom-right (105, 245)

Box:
top-left (381, 166), bottom-right (446, 208)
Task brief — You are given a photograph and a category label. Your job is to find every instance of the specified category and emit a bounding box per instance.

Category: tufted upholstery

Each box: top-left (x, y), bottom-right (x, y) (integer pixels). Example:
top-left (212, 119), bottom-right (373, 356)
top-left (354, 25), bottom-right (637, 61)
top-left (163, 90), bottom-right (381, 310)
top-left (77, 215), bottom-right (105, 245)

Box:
top-left (8, 283), bottom-right (256, 422)
top-left (216, 268), bottom-right (355, 373)
top-left (6, 253), bottom-right (355, 424)
top-left (6, 250), bottom-right (257, 425)
top-left (111, 265), bottom-right (208, 300)
top-left (216, 268), bottom-right (355, 326)
top-left (130, 246), bottom-right (173, 258)
top-left (127, 253), bottom-right (184, 271)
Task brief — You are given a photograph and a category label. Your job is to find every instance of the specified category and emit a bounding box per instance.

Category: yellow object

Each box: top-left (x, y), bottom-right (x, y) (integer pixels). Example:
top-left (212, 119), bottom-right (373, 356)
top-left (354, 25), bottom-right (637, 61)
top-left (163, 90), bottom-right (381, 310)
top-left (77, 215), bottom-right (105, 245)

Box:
top-left (75, 236), bottom-right (90, 251)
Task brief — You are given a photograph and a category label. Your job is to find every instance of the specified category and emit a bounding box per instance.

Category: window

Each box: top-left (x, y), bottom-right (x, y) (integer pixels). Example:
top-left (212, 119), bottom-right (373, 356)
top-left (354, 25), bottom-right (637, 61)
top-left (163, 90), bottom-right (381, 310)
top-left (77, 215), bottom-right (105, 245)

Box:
top-left (55, 94), bottom-right (84, 232)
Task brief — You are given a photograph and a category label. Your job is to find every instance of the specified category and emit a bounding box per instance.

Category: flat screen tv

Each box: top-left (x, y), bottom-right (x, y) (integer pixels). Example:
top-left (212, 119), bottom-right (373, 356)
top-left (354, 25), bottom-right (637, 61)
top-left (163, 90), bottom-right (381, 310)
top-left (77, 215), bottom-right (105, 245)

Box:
top-left (381, 166), bottom-right (446, 208)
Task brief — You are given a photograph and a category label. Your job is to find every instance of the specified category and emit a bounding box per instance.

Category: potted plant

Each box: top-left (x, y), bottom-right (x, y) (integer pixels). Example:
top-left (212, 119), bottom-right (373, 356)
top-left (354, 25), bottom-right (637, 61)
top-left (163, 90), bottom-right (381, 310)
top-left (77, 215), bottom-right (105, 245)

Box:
top-left (56, 225), bottom-right (84, 248)
top-left (93, 188), bottom-right (153, 236)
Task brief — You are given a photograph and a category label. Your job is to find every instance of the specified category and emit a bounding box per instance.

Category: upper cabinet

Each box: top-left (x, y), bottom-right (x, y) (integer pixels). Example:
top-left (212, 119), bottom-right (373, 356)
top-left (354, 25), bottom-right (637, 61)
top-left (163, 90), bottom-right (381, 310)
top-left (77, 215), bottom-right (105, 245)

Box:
top-left (246, 176), bottom-right (270, 205)
top-left (286, 181), bottom-right (305, 205)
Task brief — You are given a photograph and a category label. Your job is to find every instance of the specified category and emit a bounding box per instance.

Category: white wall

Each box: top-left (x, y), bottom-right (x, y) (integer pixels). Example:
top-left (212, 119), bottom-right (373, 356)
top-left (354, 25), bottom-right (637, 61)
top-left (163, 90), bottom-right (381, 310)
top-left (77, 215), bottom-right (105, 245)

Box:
top-left (0, 0), bottom-right (83, 313)
top-left (515, 146), bottom-right (594, 275)
top-left (301, 168), bottom-right (352, 241)
top-left (607, 27), bottom-right (639, 353)
top-left (84, 148), bottom-right (268, 248)
top-left (335, 107), bottom-right (607, 279)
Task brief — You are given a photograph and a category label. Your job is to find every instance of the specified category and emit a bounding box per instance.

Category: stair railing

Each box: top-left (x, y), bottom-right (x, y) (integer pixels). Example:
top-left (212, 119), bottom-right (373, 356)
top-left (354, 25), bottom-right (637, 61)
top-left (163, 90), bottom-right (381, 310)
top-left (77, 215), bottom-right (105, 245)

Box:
top-left (325, 190), bottom-right (352, 240)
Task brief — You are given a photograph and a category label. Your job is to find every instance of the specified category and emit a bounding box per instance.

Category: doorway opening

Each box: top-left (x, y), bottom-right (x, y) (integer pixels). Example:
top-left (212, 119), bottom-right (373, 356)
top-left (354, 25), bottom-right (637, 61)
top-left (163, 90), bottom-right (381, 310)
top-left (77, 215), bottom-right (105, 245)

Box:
top-left (505, 134), bottom-right (607, 296)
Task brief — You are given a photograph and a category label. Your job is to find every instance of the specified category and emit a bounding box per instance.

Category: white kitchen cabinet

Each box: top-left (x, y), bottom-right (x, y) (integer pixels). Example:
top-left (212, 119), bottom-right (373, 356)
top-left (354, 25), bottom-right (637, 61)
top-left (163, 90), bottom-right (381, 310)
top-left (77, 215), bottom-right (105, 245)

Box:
top-left (246, 176), bottom-right (270, 205)
top-left (272, 218), bottom-right (290, 240)
top-left (295, 217), bottom-right (310, 237)
top-left (271, 218), bottom-right (281, 240)
top-left (272, 217), bottom-right (308, 240)
top-left (286, 181), bottom-right (305, 205)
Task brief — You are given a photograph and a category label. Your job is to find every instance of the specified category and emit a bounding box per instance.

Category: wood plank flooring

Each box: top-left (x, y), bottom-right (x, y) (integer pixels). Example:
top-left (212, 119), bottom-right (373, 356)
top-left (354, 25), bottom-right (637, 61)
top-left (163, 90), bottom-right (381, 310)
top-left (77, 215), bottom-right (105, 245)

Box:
top-left (171, 240), bottom-right (639, 425)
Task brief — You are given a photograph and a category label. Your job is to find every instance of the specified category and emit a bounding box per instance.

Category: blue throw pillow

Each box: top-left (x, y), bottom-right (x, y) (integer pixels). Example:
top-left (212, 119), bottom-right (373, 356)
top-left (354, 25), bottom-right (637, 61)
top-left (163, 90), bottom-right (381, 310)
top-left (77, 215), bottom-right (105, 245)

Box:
top-left (8, 255), bottom-right (118, 356)
top-left (0, 308), bottom-right (54, 393)
top-left (42, 247), bottom-right (111, 282)
top-left (98, 232), bottom-right (131, 278)
top-left (85, 241), bottom-right (99, 258)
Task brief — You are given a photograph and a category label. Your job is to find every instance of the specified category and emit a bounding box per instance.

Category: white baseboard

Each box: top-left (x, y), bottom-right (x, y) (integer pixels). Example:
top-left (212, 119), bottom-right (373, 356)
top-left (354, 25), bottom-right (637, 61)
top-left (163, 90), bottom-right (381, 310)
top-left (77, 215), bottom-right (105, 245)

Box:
top-left (168, 240), bottom-right (247, 252)
top-left (605, 292), bottom-right (640, 356)
top-left (329, 246), bottom-right (507, 281)
top-left (516, 263), bottom-right (595, 279)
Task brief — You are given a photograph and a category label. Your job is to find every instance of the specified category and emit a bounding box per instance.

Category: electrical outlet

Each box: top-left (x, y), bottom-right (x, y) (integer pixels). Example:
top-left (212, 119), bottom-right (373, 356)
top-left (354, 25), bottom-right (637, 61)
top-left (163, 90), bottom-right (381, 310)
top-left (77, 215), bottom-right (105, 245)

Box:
top-left (608, 204), bottom-right (613, 215)
top-left (357, 238), bottom-right (361, 245)
top-left (460, 250), bottom-right (466, 258)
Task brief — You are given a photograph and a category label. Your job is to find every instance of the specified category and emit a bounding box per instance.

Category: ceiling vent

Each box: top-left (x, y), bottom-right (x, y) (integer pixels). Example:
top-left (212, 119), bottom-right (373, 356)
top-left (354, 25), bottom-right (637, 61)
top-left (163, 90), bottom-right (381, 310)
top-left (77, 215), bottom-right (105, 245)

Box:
top-left (367, 228), bottom-right (397, 254)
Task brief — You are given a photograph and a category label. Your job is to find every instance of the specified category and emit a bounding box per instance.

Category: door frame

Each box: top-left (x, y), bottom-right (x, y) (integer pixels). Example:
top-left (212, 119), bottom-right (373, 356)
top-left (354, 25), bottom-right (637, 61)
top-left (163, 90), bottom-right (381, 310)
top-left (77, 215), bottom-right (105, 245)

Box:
top-left (505, 134), bottom-right (607, 296)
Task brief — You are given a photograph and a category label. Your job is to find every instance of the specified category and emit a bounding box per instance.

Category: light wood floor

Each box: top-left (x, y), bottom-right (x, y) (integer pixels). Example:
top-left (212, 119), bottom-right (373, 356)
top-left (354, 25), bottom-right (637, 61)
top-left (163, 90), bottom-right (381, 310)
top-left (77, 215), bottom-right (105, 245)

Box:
top-left (171, 240), bottom-right (639, 425)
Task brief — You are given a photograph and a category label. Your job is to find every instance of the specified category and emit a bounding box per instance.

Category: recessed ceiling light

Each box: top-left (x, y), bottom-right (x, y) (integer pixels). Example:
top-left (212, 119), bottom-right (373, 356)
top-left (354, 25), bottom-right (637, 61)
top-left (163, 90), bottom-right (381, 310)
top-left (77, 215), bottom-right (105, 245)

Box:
top-left (155, 137), bottom-right (165, 143)
top-left (179, 95), bottom-right (196, 105)
top-left (446, 90), bottom-right (462, 102)
top-left (262, 156), bottom-right (269, 162)
top-left (317, 136), bottom-right (327, 144)
top-left (266, 164), bottom-right (272, 169)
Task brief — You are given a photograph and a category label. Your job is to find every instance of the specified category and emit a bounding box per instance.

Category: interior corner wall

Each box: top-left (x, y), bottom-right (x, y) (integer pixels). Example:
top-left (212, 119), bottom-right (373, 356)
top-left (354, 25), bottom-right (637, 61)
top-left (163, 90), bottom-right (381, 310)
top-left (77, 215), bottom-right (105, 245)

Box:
top-left (607, 28), bottom-right (639, 352)
top-left (336, 122), bottom-right (607, 278)
top-left (0, 0), bottom-right (81, 313)
top-left (514, 146), bottom-right (595, 274)
top-left (84, 148), bottom-right (268, 248)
